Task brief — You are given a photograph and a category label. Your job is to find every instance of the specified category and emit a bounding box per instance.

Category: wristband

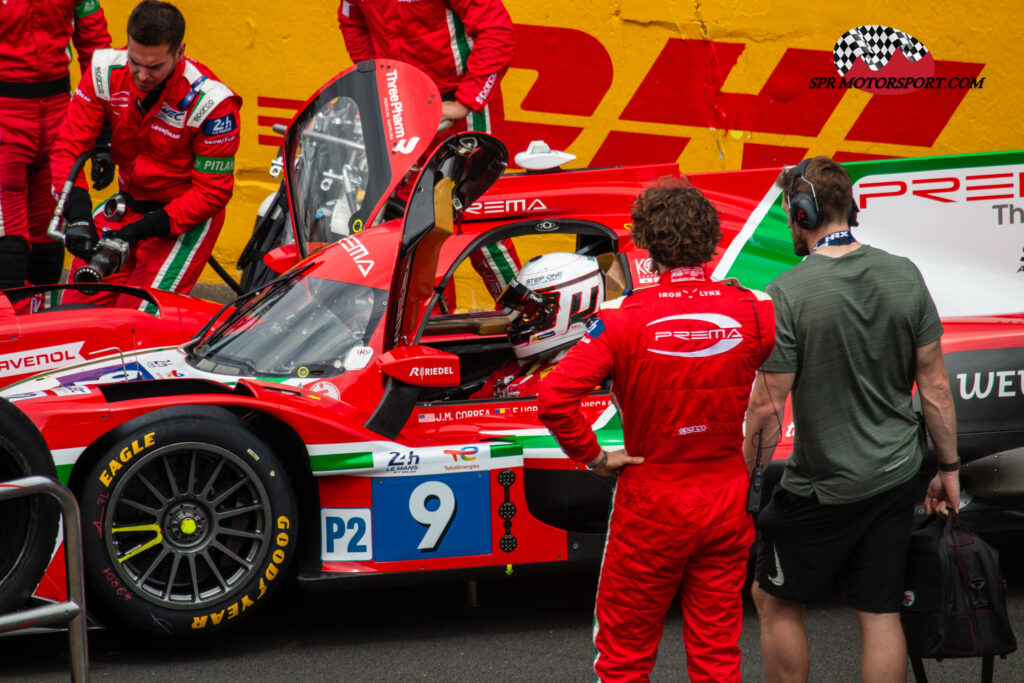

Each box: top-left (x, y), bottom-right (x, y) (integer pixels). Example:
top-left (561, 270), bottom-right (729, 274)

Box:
top-left (586, 450), bottom-right (609, 472)
top-left (938, 457), bottom-right (961, 472)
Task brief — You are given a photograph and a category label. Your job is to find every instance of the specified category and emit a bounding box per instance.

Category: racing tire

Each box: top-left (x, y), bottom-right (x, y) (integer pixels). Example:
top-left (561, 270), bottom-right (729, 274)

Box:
top-left (0, 398), bottom-right (60, 614)
top-left (78, 407), bottom-right (298, 637)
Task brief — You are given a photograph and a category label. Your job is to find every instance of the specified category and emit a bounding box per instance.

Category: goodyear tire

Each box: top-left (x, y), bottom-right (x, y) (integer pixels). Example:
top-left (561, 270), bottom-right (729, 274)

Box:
top-left (0, 398), bottom-right (60, 614)
top-left (78, 407), bottom-right (297, 637)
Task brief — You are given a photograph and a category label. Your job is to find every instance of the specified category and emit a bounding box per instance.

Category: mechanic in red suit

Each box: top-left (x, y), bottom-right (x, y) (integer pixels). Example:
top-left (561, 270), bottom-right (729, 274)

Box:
top-left (471, 252), bottom-right (604, 399)
top-left (52, 0), bottom-right (240, 309)
top-left (0, 0), bottom-right (111, 290)
top-left (338, 0), bottom-right (519, 304)
top-left (537, 179), bottom-right (776, 682)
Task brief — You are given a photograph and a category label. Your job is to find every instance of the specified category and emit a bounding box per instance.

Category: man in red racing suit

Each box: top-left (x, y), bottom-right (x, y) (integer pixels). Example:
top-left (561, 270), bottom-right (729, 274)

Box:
top-left (338, 0), bottom-right (518, 303)
top-left (538, 180), bottom-right (775, 682)
top-left (51, 0), bottom-right (240, 310)
top-left (0, 0), bottom-right (111, 290)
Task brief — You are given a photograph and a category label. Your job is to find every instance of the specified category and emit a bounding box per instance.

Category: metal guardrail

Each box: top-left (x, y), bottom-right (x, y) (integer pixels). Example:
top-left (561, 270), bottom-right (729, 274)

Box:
top-left (0, 475), bottom-right (88, 682)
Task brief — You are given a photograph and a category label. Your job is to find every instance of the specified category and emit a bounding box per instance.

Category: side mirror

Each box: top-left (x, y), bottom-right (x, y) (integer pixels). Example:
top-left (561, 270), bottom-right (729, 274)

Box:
top-left (262, 244), bottom-right (302, 276)
top-left (377, 345), bottom-right (460, 387)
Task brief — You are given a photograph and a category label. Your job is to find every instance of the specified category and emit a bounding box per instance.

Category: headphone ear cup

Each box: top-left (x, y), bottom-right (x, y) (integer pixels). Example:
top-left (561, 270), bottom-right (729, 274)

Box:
top-left (789, 192), bottom-right (821, 230)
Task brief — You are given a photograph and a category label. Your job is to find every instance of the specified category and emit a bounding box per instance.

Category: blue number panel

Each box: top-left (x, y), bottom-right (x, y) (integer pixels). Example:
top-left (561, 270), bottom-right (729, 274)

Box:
top-left (372, 472), bottom-right (491, 562)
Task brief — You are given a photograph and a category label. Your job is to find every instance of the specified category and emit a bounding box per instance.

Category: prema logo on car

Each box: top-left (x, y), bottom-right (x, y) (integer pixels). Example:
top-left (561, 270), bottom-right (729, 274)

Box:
top-left (339, 235), bottom-right (374, 276)
top-left (647, 314), bottom-right (743, 358)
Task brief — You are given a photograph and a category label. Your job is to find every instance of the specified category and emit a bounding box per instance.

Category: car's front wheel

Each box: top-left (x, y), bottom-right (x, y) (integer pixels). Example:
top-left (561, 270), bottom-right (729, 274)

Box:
top-left (0, 398), bottom-right (59, 614)
top-left (78, 407), bottom-right (297, 637)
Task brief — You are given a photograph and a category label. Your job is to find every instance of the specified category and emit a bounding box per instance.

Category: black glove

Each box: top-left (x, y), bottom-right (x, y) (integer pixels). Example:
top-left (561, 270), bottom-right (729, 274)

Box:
top-left (90, 151), bottom-right (115, 190)
top-left (62, 186), bottom-right (97, 259)
top-left (90, 121), bottom-right (115, 190)
top-left (111, 209), bottom-right (171, 246)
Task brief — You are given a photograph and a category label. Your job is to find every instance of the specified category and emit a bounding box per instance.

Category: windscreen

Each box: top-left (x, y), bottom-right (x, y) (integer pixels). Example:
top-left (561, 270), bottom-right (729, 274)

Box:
top-left (189, 274), bottom-right (386, 379)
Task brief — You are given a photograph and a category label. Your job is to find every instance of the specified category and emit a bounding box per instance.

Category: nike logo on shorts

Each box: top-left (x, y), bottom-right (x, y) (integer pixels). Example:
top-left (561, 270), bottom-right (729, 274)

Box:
top-left (768, 545), bottom-right (785, 586)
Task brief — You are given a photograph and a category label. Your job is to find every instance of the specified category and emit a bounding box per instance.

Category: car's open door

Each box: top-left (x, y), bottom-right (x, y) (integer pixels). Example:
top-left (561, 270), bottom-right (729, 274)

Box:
top-left (281, 60), bottom-right (441, 260)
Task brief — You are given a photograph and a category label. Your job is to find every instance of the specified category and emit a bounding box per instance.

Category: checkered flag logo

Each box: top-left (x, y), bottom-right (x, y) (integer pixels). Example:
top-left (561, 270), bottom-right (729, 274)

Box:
top-left (833, 25), bottom-right (929, 77)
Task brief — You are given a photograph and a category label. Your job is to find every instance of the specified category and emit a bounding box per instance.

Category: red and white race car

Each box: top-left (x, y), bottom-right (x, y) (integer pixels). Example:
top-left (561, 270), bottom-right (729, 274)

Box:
top-left (1, 60), bottom-right (1023, 637)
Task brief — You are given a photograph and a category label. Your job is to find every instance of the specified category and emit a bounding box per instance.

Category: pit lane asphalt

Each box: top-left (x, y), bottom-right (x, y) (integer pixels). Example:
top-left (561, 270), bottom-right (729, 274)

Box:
top-left (3, 545), bottom-right (1023, 681)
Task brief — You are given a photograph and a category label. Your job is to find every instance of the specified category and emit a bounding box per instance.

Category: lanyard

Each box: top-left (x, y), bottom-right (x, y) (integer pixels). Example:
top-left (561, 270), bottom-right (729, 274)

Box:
top-left (811, 230), bottom-right (856, 254)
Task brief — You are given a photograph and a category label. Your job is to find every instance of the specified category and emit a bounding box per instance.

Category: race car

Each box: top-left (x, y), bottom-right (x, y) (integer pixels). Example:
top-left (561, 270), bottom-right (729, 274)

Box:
top-left (1, 59), bottom-right (1023, 638)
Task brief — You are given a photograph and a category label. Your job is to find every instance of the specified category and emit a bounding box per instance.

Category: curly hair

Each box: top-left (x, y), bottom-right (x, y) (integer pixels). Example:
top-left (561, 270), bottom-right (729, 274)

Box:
top-left (630, 177), bottom-right (722, 268)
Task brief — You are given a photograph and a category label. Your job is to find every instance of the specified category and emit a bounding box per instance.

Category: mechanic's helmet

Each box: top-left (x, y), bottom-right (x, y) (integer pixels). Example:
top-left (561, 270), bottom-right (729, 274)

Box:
top-left (497, 252), bottom-right (604, 360)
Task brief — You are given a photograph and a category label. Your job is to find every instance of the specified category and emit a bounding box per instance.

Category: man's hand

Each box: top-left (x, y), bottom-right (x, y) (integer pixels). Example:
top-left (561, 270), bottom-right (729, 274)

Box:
top-left (924, 470), bottom-right (961, 515)
top-left (90, 150), bottom-right (116, 190)
top-left (62, 186), bottom-right (97, 258)
top-left (109, 209), bottom-right (171, 246)
top-left (441, 100), bottom-right (471, 123)
top-left (64, 219), bottom-right (98, 259)
top-left (588, 448), bottom-right (644, 477)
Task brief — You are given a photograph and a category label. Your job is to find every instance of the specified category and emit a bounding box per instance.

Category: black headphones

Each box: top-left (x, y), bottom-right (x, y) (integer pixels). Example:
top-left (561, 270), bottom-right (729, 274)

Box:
top-left (787, 159), bottom-right (861, 230)
top-left (786, 159), bottom-right (822, 230)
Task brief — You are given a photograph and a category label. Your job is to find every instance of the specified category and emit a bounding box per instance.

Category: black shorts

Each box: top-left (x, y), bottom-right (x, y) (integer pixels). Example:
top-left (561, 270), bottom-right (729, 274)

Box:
top-left (755, 475), bottom-right (918, 612)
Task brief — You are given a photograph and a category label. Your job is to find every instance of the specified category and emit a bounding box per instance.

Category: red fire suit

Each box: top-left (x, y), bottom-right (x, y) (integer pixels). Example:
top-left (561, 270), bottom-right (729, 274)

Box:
top-left (537, 266), bottom-right (775, 683)
top-left (51, 48), bottom-right (241, 308)
top-left (339, 1), bottom-right (518, 305)
top-left (0, 0), bottom-right (110, 287)
top-left (337, 0), bottom-right (513, 137)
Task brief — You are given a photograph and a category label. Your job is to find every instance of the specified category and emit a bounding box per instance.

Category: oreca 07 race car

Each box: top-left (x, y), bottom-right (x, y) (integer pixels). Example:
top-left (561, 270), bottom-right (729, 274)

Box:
top-left (0, 61), bottom-right (722, 637)
top-left (3, 59), bottom-right (1024, 638)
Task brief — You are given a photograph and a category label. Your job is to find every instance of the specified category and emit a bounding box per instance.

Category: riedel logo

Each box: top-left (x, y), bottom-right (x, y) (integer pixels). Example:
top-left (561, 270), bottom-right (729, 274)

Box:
top-left (647, 313), bottom-right (743, 358)
top-left (409, 366), bottom-right (454, 378)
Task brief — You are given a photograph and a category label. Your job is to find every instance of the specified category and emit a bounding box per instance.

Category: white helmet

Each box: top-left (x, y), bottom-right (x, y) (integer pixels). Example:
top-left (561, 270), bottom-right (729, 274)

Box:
top-left (497, 252), bottom-right (604, 360)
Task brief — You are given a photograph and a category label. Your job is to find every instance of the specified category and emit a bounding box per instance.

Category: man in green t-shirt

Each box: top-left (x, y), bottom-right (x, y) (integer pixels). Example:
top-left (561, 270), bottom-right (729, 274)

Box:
top-left (743, 156), bottom-right (961, 683)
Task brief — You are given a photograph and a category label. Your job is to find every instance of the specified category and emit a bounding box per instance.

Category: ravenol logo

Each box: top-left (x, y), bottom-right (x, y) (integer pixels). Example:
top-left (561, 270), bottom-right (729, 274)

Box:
top-left (444, 446), bottom-right (479, 462)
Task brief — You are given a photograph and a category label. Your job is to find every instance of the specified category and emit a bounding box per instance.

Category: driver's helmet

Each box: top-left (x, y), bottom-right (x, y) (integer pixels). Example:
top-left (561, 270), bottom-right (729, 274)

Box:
top-left (497, 252), bottom-right (605, 360)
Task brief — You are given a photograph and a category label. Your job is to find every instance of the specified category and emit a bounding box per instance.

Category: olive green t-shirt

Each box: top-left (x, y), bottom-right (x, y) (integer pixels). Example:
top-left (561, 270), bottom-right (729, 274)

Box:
top-left (764, 244), bottom-right (943, 503)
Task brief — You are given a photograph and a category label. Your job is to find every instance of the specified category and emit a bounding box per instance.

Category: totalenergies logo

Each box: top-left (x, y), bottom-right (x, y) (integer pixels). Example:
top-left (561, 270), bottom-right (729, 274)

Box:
top-left (444, 446), bottom-right (479, 462)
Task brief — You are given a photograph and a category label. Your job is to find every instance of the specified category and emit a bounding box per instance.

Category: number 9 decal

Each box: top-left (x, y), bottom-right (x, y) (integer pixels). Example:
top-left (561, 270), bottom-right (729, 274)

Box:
top-left (409, 481), bottom-right (456, 551)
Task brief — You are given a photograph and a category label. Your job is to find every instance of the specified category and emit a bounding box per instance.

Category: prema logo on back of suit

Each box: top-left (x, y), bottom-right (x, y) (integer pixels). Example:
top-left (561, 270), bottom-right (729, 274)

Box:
top-left (646, 313), bottom-right (743, 358)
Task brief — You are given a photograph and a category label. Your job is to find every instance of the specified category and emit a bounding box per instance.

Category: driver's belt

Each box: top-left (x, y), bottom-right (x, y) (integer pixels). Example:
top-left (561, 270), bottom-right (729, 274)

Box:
top-left (0, 75), bottom-right (71, 98)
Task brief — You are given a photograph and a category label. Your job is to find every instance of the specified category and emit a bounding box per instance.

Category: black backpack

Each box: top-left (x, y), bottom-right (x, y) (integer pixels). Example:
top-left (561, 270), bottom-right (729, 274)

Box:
top-left (901, 511), bottom-right (1017, 683)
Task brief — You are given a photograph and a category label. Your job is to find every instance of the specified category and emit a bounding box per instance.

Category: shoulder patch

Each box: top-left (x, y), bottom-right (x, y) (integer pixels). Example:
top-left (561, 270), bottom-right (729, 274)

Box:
top-left (750, 288), bottom-right (772, 301)
top-left (186, 81), bottom-right (236, 128)
top-left (201, 112), bottom-right (238, 136)
top-left (90, 49), bottom-right (126, 102)
top-left (585, 318), bottom-right (605, 339)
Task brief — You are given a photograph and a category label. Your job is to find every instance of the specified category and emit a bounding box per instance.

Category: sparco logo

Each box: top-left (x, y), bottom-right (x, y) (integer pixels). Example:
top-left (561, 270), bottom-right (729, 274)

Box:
top-left (647, 313), bottom-right (743, 358)
top-left (678, 424), bottom-right (708, 436)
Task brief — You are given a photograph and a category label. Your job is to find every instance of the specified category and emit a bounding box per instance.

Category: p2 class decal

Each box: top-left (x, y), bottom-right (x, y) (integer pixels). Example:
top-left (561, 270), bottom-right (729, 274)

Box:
top-left (321, 508), bottom-right (373, 561)
top-left (371, 472), bottom-right (491, 561)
